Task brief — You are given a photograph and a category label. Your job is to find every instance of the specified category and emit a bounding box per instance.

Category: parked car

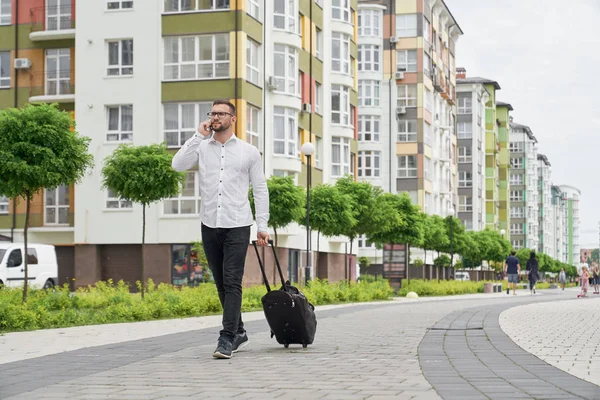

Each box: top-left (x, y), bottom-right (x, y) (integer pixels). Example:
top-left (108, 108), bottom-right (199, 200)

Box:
top-left (0, 243), bottom-right (58, 289)
top-left (455, 272), bottom-right (470, 281)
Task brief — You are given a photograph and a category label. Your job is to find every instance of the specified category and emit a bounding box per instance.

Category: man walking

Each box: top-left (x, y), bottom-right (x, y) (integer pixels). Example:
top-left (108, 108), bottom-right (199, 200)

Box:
top-left (504, 251), bottom-right (520, 295)
top-left (172, 100), bottom-right (270, 359)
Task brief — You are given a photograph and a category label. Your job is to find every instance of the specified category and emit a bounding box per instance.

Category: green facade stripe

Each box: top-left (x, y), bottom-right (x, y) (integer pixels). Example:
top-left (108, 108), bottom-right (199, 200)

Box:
top-left (350, 88), bottom-right (358, 106)
top-left (0, 25), bottom-right (75, 50)
top-left (163, 11), bottom-right (239, 36)
top-left (299, 112), bottom-right (323, 137)
top-left (162, 79), bottom-right (262, 107)
top-left (299, 51), bottom-right (324, 82)
top-left (0, 26), bottom-right (13, 50)
top-left (243, 13), bottom-right (263, 43)
top-left (350, 41), bottom-right (357, 58)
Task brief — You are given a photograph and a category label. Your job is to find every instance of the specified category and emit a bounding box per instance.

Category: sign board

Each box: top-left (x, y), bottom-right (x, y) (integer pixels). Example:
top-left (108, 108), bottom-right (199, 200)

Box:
top-left (382, 243), bottom-right (408, 280)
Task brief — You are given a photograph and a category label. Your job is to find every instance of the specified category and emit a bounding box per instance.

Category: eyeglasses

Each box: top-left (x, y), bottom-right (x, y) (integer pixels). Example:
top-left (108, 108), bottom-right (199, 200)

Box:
top-left (207, 112), bottom-right (234, 119)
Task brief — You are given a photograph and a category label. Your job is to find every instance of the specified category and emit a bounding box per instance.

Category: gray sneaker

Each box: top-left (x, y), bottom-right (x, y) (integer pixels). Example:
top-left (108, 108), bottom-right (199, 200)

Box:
top-left (232, 332), bottom-right (249, 353)
top-left (213, 338), bottom-right (233, 359)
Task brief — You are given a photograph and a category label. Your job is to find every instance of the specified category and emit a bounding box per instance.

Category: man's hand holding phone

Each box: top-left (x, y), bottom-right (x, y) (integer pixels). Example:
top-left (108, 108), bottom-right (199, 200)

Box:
top-left (198, 120), bottom-right (213, 138)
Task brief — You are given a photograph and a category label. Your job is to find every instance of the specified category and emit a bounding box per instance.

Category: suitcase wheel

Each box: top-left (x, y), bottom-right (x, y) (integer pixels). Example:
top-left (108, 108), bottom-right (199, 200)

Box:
top-left (302, 344), bottom-right (308, 349)
top-left (270, 331), bottom-right (274, 338)
top-left (284, 343), bottom-right (289, 348)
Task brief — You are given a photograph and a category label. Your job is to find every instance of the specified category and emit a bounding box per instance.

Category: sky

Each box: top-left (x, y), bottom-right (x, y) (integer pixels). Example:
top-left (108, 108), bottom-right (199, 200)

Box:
top-left (447, 0), bottom-right (600, 248)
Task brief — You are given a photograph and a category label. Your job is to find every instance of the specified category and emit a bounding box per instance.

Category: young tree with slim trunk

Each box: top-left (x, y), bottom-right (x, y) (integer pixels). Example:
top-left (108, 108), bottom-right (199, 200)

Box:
top-left (0, 103), bottom-right (94, 302)
top-left (422, 214), bottom-right (449, 265)
top-left (102, 143), bottom-right (183, 299)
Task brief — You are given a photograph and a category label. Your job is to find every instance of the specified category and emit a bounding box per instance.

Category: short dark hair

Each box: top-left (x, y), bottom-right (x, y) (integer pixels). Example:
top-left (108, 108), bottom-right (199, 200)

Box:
top-left (212, 100), bottom-right (236, 116)
top-left (530, 251), bottom-right (536, 259)
top-left (510, 251), bottom-right (516, 256)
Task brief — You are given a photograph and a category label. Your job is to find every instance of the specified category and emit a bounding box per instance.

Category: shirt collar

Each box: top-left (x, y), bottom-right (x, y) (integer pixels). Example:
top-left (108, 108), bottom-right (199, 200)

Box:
top-left (210, 134), bottom-right (238, 145)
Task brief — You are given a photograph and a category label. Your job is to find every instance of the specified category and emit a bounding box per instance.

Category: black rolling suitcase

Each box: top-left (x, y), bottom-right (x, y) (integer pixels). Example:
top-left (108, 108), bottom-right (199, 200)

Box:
top-left (252, 239), bottom-right (317, 348)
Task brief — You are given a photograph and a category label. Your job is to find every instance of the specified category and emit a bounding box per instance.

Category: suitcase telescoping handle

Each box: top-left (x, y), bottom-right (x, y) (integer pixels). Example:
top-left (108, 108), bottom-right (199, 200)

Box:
top-left (252, 239), bottom-right (288, 292)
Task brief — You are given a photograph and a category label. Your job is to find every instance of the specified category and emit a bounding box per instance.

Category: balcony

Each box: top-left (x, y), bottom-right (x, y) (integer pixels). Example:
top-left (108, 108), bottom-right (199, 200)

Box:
top-left (29, 5), bottom-right (75, 41)
top-left (29, 71), bottom-right (75, 103)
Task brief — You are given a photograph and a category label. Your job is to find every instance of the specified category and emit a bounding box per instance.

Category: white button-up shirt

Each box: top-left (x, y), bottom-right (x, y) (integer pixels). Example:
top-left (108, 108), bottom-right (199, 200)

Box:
top-left (172, 133), bottom-right (269, 233)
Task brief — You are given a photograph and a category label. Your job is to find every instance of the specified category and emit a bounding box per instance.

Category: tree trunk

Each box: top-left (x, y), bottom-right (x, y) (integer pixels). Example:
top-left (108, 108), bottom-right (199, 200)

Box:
top-left (349, 239), bottom-right (354, 282)
top-left (316, 230), bottom-right (320, 276)
top-left (22, 192), bottom-right (31, 303)
top-left (141, 203), bottom-right (146, 299)
top-left (274, 227), bottom-right (278, 248)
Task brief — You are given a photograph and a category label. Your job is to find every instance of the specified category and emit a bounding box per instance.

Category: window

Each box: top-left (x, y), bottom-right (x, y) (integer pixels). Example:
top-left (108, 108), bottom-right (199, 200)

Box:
top-left (358, 151), bottom-right (380, 178)
top-left (358, 45), bottom-right (380, 72)
top-left (358, 80), bottom-right (379, 106)
top-left (315, 82), bottom-right (322, 114)
top-left (458, 96), bottom-right (472, 114)
top-left (45, 48), bottom-right (71, 96)
top-left (0, 195), bottom-right (8, 214)
top-left (246, 0), bottom-right (260, 19)
top-left (274, 0), bottom-right (296, 32)
top-left (331, 137), bottom-right (351, 177)
top-left (108, 0), bottom-right (133, 10)
top-left (397, 85), bottom-right (417, 107)
top-left (423, 17), bottom-right (430, 43)
top-left (397, 120), bottom-right (417, 142)
top-left (315, 28), bottom-right (323, 60)
top-left (423, 52), bottom-right (431, 78)
top-left (510, 190), bottom-right (523, 202)
top-left (331, 32), bottom-right (350, 74)
top-left (273, 170), bottom-right (298, 183)
top-left (106, 189), bottom-right (132, 209)
top-left (273, 44), bottom-right (298, 95)
top-left (273, 106), bottom-right (297, 157)
top-left (107, 39), bottom-right (133, 76)
top-left (358, 115), bottom-right (380, 142)
top-left (246, 104), bottom-right (260, 148)
top-left (358, 9), bottom-right (380, 37)
top-left (510, 223), bottom-right (523, 235)
top-left (164, 34), bottom-right (229, 80)
top-left (396, 50), bottom-right (417, 72)
top-left (331, 84), bottom-right (350, 125)
top-left (511, 206), bottom-right (524, 218)
top-left (106, 105), bottom-right (133, 142)
top-left (396, 14), bottom-right (417, 37)
top-left (246, 39), bottom-right (260, 85)
top-left (45, 185), bottom-right (69, 225)
top-left (509, 142), bottom-right (524, 152)
top-left (459, 171), bottom-right (472, 188)
top-left (164, 102), bottom-right (212, 147)
top-left (358, 235), bottom-right (376, 249)
top-left (458, 146), bottom-right (472, 163)
top-left (424, 156), bottom-right (432, 181)
top-left (0, 51), bottom-right (9, 87)
top-left (315, 137), bottom-right (322, 169)
top-left (510, 157), bottom-right (523, 169)
top-left (164, 172), bottom-right (201, 215)
top-left (0, 0), bottom-right (10, 25)
top-left (510, 173), bottom-right (523, 185)
top-left (457, 122), bottom-right (472, 139)
top-left (397, 155), bottom-right (417, 178)
top-left (332, 0), bottom-right (350, 22)
top-left (512, 240), bottom-right (524, 249)
top-left (459, 196), bottom-right (472, 212)
top-left (164, 0), bottom-right (229, 12)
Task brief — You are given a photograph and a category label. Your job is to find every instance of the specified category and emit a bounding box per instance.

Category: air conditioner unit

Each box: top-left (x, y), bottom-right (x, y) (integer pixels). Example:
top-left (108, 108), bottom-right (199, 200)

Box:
top-left (14, 58), bottom-right (31, 69)
top-left (395, 71), bottom-right (405, 79)
top-left (301, 103), bottom-right (311, 113)
top-left (267, 76), bottom-right (278, 90)
top-left (389, 36), bottom-right (399, 43)
top-left (396, 106), bottom-right (406, 115)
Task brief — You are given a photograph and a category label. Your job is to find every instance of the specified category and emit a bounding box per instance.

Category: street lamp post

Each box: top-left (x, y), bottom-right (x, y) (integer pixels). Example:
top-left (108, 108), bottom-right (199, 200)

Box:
top-left (301, 142), bottom-right (315, 286)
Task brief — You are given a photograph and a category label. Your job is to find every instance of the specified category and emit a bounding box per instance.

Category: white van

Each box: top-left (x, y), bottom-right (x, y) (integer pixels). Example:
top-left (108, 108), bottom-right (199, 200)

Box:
top-left (0, 243), bottom-right (58, 289)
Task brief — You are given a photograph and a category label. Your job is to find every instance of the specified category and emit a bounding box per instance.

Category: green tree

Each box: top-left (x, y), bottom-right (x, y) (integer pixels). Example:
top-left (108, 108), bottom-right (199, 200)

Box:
top-left (421, 214), bottom-right (448, 265)
top-left (440, 216), bottom-right (466, 267)
top-left (102, 143), bottom-right (183, 298)
top-left (250, 175), bottom-right (305, 248)
top-left (0, 104), bottom-right (94, 302)
top-left (591, 249), bottom-right (599, 263)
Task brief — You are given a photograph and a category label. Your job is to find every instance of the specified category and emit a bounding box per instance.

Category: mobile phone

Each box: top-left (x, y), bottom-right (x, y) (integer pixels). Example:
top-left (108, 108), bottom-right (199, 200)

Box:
top-left (209, 123), bottom-right (214, 131)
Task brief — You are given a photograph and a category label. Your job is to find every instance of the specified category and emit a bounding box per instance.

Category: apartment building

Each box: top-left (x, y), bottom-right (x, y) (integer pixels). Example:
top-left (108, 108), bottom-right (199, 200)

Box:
top-left (537, 154), bottom-right (552, 256)
top-left (0, 0), bottom-right (76, 249)
top-left (558, 185), bottom-right (581, 267)
top-left (496, 102), bottom-right (511, 235)
top-left (455, 74), bottom-right (489, 231)
top-left (551, 185), bottom-right (568, 262)
top-left (508, 121), bottom-right (538, 250)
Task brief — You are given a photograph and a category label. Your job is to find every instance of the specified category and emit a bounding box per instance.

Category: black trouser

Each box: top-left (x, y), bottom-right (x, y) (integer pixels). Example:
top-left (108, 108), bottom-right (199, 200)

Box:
top-left (201, 223), bottom-right (251, 341)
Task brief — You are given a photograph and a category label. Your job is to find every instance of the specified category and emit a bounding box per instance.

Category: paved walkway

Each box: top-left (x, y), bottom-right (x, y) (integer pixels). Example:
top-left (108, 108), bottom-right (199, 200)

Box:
top-left (500, 289), bottom-right (600, 387)
top-left (0, 288), bottom-right (598, 399)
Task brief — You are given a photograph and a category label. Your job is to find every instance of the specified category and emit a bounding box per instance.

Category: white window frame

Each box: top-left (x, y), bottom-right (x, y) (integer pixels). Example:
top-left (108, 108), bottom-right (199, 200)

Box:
top-left (246, 104), bottom-right (260, 149)
top-left (458, 146), bottom-right (472, 163)
top-left (163, 34), bottom-right (230, 81)
top-left (163, 172), bottom-right (201, 216)
top-left (510, 173), bottom-right (523, 185)
top-left (331, 32), bottom-right (350, 74)
top-left (246, 0), bottom-right (260, 20)
top-left (315, 137), bottom-right (322, 169)
top-left (358, 45), bottom-right (380, 72)
top-left (358, 151), bottom-right (381, 178)
top-left (510, 157), bottom-right (523, 169)
top-left (246, 38), bottom-right (260, 86)
top-left (106, 104), bottom-right (133, 142)
top-left (510, 223), bottom-right (524, 235)
top-left (273, 44), bottom-right (298, 95)
top-left (424, 156), bottom-right (432, 181)
top-left (331, 84), bottom-right (350, 126)
top-left (423, 16), bottom-right (430, 44)
top-left (358, 234), bottom-right (376, 249)
top-left (163, 0), bottom-right (229, 13)
top-left (358, 9), bottom-right (380, 37)
top-left (106, 189), bottom-right (132, 210)
top-left (423, 52), bottom-right (431, 78)
top-left (397, 84), bottom-right (417, 107)
top-left (459, 171), bottom-right (472, 188)
top-left (274, 0), bottom-right (297, 33)
top-left (44, 185), bottom-right (69, 226)
top-left (358, 80), bottom-right (379, 107)
top-left (331, 137), bottom-right (351, 177)
top-left (509, 142), bottom-right (524, 152)
top-left (510, 206), bottom-right (524, 218)
top-left (510, 190), bottom-right (523, 202)
top-left (332, 0), bottom-right (350, 23)
top-left (396, 49), bottom-right (417, 72)
top-left (315, 82), bottom-right (322, 114)
top-left (458, 96), bottom-right (472, 114)
top-left (0, 195), bottom-right (8, 214)
top-left (396, 14), bottom-right (417, 37)
top-left (107, 39), bottom-right (133, 76)
top-left (358, 115), bottom-right (380, 142)
top-left (0, 51), bottom-right (10, 87)
top-left (457, 122), bottom-right (472, 139)
top-left (107, 0), bottom-right (133, 10)
top-left (273, 106), bottom-right (297, 157)
top-left (397, 119), bottom-right (417, 142)
top-left (315, 28), bottom-right (323, 60)
top-left (459, 196), bottom-right (472, 212)
top-left (0, 0), bottom-right (11, 25)
top-left (397, 155), bottom-right (417, 178)
top-left (163, 102), bottom-right (212, 148)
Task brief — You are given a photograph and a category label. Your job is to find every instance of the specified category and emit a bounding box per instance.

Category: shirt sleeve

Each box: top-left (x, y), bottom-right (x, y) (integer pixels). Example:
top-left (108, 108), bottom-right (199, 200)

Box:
top-left (171, 134), bottom-right (208, 171)
top-left (249, 148), bottom-right (269, 233)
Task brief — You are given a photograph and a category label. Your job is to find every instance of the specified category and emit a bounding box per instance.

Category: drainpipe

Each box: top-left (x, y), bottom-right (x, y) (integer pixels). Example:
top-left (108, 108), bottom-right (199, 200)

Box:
top-left (389, 0), bottom-right (395, 193)
top-left (10, 0), bottom-right (20, 243)
top-left (262, 0), bottom-right (266, 169)
top-left (234, 0), bottom-right (239, 135)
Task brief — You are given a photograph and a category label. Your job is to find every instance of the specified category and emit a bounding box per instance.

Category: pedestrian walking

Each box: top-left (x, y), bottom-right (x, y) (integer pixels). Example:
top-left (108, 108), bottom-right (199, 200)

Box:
top-left (526, 251), bottom-right (539, 295)
top-left (504, 251), bottom-right (521, 295)
top-left (578, 266), bottom-right (590, 298)
top-left (593, 266), bottom-right (599, 294)
top-left (558, 268), bottom-right (566, 290)
top-left (172, 100), bottom-right (270, 359)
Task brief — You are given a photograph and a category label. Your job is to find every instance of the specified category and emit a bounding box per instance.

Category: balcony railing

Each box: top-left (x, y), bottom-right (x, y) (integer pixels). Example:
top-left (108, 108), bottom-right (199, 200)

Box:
top-left (29, 71), bottom-right (75, 101)
top-left (30, 5), bottom-right (75, 34)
